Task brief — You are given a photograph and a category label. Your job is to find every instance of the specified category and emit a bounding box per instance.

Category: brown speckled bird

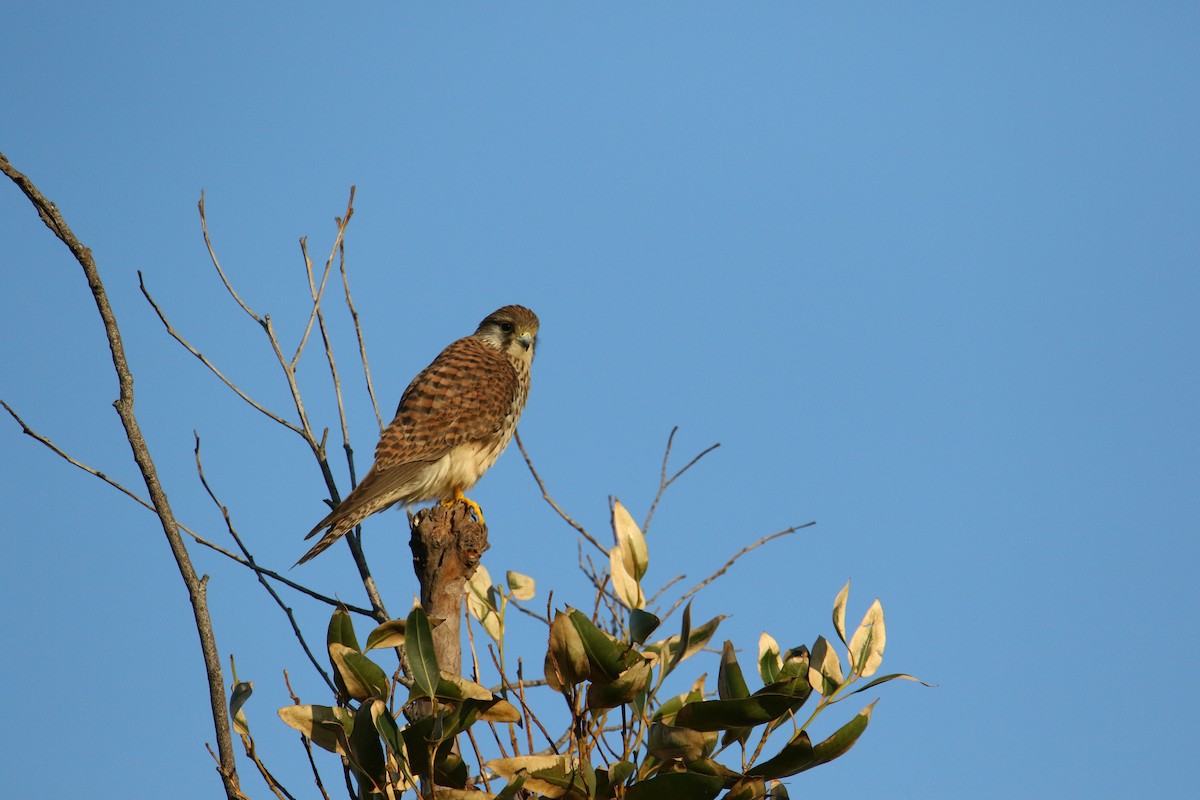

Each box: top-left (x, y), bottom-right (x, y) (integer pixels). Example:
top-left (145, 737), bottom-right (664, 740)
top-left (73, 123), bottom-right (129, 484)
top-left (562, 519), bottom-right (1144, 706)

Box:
top-left (298, 305), bottom-right (539, 565)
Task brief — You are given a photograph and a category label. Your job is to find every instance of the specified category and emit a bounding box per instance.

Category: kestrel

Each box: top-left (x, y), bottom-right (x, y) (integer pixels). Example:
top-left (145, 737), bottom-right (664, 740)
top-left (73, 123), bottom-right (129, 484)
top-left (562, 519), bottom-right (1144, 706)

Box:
top-left (297, 305), bottom-right (539, 565)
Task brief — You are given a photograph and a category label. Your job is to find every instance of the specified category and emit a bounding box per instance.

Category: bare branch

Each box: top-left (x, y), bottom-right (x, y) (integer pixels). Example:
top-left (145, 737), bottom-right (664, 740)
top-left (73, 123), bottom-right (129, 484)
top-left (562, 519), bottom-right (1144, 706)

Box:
top-left (340, 235), bottom-right (384, 433)
top-left (1, 401), bottom-right (373, 617)
top-left (643, 426), bottom-right (720, 535)
top-left (515, 430), bottom-right (606, 556)
top-left (198, 191), bottom-right (263, 323)
top-left (1, 150), bottom-right (243, 799)
top-left (662, 523), bottom-right (813, 620)
top-left (195, 434), bottom-right (337, 694)
top-left (290, 187), bottom-right (354, 369)
top-left (139, 272), bottom-right (305, 436)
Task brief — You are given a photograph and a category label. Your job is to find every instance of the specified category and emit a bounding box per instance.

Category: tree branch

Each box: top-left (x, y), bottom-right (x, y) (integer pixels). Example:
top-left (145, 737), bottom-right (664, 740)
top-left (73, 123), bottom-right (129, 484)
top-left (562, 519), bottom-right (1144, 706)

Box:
top-left (1, 150), bottom-right (242, 798)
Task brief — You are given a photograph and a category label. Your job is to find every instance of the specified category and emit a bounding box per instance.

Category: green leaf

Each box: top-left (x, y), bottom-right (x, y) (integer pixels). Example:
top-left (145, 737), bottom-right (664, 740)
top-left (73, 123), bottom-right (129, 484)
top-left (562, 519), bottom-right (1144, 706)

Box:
top-left (747, 730), bottom-right (815, 779)
top-left (808, 636), bottom-right (843, 696)
top-left (569, 608), bottom-right (629, 683)
top-left (647, 722), bottom-right (707, 763)
top-left (725, 778), bottom-right (767, 800)
top-left (840, 672), bottom-right (931, 699)
top-left (629, 608), bottom-right (661, 645)
top-left (368, 698), bottom-right (404, 760)
top-left (329, 643), bottom-right (389, 702)
top-left (612, 498), bottom-right (649, 580)
top-left (758, 632), bottom-right (781, 685)
top-left (506, 570), bottom-right (536, 601)
top-left (229, 680), bottom-right (253, 736)
top-left (546, 609), bottom-right (590, 689)
top-left (407, 605), bottom-right (440, 700)
top-left (624, 771), bottom-right (725, 800)
top-left (718, 640), bottom-right (750, 701)
top-left (847, 599), bottom-right (885, 678)
top-left (492, 773), bottom-right (528, 800)
top-left (810, 700), bottom-right (877, 767)
top-left (587, 658), bottom-right (653, 711)
top-left (832, 580), bottom-right (850, 647)
top-left (277, 704), bottom-right (353, 755)
top-left (327, 604), bottom-right (361, 652)
top-left (349, 701), bottom-right (387, 791)
top-left (608, 761), bottom-right (636, 787)
top-left (668, 600), bottom-right (692, 672)
top-left (674, 692), bottom-right (803, 731)
top-left (647, 611), bottom-right (727, 675)
top-left (364, 618), bottom-right (407, 652)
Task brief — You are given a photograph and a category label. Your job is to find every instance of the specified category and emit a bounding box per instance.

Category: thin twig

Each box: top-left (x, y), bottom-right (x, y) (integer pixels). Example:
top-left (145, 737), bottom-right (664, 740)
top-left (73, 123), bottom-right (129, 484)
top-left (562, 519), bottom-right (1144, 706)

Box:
top-left (198, 191), bottom-right (262, 323)
top-left (195, 434), bottom-right (337, 694)
top-left (662, 523), bottom-right (813, 620)
top-left (515, 430), bottom-right (606, 556)
top-left (1, 401), bottom-right (373, 616)
top-left (284, 671), bottom-right (333, 800)
top-left (643, 426), bottom-right (720, 536)
top-left (139, 272), bottom-right (305, 436)
top-left (290, 188), bottom-right (354, 369)
top-left (340, 235), bottom-right (383, 433)
top-left (2, 150), bottom-right (242, 799)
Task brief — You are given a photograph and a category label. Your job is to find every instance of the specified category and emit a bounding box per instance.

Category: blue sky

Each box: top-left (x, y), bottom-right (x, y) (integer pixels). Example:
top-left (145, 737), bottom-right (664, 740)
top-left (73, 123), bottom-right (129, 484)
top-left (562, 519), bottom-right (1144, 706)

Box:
top-left (2, 3), bottom-right (1197, 798)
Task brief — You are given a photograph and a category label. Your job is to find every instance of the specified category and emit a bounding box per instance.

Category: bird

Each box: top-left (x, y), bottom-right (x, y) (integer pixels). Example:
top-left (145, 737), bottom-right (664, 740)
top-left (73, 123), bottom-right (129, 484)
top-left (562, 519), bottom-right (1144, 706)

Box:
top-left (297, 305), bottom-right (539, 565)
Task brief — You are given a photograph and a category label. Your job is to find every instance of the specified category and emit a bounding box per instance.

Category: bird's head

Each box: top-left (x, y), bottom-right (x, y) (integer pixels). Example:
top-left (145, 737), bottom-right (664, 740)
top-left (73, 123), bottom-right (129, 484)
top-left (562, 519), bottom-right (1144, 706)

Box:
top-left (475, 305), bottom-right (540, 362)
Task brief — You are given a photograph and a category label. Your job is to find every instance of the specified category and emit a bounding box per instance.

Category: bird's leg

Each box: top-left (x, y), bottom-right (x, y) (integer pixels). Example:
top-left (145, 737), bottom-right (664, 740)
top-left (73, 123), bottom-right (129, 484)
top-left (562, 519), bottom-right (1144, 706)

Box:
top-left (441, 486), bottom-right (485, 525)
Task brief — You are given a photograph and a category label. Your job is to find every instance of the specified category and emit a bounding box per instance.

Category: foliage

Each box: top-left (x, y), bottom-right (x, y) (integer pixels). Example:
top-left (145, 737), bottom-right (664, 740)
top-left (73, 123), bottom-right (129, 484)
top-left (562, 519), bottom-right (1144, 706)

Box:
top-left (239, 497), bottom-right (924, 799)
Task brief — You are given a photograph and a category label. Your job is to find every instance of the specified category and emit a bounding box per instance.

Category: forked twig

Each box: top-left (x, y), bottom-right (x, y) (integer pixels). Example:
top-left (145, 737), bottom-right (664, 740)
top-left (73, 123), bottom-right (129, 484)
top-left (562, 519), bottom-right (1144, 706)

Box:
top-left (340, 238), bottom-right (383, 433)
top-left (662, 522), bottom-right (814, 620)
top-left (643, 426), bottom-right (720, 535)
top-left (194, 434), bottom-right (337, 694)
top-left (2, 401), bottom-right (373, 617)
top-left (515, 430), bottom-right (606, 556)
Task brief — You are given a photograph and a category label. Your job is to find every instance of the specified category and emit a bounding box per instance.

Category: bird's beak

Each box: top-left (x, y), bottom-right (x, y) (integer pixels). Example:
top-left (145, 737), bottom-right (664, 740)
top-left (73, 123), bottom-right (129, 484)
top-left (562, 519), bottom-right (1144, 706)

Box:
top-left (517, 331), bottom-right (534, 351)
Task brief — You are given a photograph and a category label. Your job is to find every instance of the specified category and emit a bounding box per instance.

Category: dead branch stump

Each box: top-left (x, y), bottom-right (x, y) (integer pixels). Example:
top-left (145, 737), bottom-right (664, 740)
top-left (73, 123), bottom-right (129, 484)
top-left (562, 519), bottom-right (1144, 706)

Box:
top-left (409, 502), bottom-right (489, 677)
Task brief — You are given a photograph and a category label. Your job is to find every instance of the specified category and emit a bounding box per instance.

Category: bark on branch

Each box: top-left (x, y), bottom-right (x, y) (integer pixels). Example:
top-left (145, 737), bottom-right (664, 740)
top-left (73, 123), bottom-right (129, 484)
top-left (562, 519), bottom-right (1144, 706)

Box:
top-left (0, 151), bottom-right (242, 798)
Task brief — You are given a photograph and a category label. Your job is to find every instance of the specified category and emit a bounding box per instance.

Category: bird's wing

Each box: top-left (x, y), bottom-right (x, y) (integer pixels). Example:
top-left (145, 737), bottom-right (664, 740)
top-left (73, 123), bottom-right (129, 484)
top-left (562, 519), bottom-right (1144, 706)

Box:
top-left (373, 336), bottom-right (520, 469)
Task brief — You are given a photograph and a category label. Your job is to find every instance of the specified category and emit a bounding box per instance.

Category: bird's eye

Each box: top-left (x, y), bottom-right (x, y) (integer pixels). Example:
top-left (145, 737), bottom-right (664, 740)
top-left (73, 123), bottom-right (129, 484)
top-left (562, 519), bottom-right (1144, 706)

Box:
top-left (499, 321), bottom-right (515, 333)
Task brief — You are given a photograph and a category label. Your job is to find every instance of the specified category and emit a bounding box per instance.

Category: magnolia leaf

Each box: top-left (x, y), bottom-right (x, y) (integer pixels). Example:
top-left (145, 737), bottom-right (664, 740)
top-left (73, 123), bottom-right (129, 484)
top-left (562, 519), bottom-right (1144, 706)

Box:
top-left (364, 618), bottom-right (407, 652)
top-left (431, 790), bottom-right (498, 799)
top-left (832, 580), bottom-right (850, 647)
top-left (649, 610), bottom-right (727, 674)
top-left (492, 773), bottom-right (528, 800)
top-left (674, 690), bottom-right (804, 731)
top-left (758, 632), bottom-right (782, 685)
top-left (608, 761), bottom-right (636, 787)
top-left (610, 545), bottom-right (645, 610)
top-left (229, 680), bottom-right (253, 736)
top-left (329, 643), bottom-right (389, 702)
top-left (406, 605), bottom-right (440, 700)
top-left (277, 704), bottom-right (353, 755)
top-left (612, 498), bottom-right (649, 580)
top-left (368, 698), bottom-right (404, 760)
top-left (718, 640), bottom-right (750, 701)
top-left (808, 636), bottom-right (843, 696)
top-left (587, 658), bottom-right (653, 711)
top-left (569, 608), bottom-right (629, 683)
top-left (350, 701), bottom-right (387, 791)
top-left (842, 672), bottom-right (931, 698)
top-left (811, 700), bottom-right (877, 766)
top-left (847, 598), bottom-right (885, 678)
top-left (647, 722), bottom-right (707, 763)
top-left (327, 605), bottom-right (361, 652)
top-left (546, 609), bottom-right (590, 689)
top-left (629, 608), bottom-right (661, 645)
top-left (466, 566), bottom-right (502, 641)
top-left (747, 731), bottom-right (815, 779)
top-left (485, 755), bottom-right (581, 799)
top-left (726, 778), bottom-right (768, 800)
top-left (506, 570), bottom-right (536, 601)
top-left (624, 771), bottom-right (725, 800)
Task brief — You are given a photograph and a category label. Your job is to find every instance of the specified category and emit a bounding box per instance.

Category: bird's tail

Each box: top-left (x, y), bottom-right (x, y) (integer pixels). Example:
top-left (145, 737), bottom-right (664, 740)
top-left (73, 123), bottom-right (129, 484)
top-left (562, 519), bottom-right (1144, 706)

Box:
top-left (295, 513), bottom-right (351, 566)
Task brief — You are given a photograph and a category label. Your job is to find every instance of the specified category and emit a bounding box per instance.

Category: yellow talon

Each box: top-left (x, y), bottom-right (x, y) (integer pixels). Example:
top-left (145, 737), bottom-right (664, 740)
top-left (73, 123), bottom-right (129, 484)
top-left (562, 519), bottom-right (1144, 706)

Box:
top-left (440, 487), bottom-right (485, 525)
